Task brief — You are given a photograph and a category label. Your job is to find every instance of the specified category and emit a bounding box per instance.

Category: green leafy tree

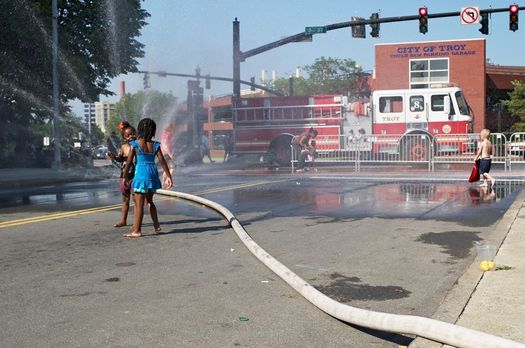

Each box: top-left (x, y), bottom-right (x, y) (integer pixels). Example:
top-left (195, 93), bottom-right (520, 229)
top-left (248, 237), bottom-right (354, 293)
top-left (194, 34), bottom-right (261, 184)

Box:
top-left (0, 0), bottom-right (149, 164)
top-left (270, 57), bottom-right (369, 96)
top-left (505, 80), bottom-right (525, 131)
top-left (89, 123), bottom-right (105, 147)
top-left (34, 112), bottom-right (95, 147)
top-left (32, 112), bottom-right (100, 166)
top-left (106, 90), bottom-right (178, 136)
top-left (272, 77), bottom-right (314, 96)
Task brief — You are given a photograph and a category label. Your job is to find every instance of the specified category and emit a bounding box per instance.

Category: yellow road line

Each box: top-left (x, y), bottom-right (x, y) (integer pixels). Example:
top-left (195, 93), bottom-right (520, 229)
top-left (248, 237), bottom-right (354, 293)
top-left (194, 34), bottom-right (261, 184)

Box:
top-left (0, 205), bottom-right (123, 228)
top-left (0, 179), bottom-right (290, 229)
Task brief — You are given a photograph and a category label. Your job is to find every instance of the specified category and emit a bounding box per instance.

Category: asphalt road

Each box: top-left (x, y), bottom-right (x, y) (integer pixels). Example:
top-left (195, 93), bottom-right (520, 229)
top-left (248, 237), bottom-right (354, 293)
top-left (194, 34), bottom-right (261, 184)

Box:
top-left (0, 171), bottom-right (523, 347)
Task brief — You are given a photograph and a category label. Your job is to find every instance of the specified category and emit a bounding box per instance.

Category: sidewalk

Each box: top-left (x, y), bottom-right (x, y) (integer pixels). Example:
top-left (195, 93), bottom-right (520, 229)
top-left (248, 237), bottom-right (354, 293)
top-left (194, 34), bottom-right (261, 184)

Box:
top-left (2, 165), bottom-right (525, 346)
top-left (451, 192), bottom-right (525, 344)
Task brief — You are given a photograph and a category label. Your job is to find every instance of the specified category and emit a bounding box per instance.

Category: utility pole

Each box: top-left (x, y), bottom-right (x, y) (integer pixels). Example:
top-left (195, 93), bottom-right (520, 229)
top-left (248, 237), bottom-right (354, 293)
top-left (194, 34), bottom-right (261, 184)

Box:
top-left (187, 66), bottom-right (204, 148)
top-left (52, 0), bottom-right (61, 169)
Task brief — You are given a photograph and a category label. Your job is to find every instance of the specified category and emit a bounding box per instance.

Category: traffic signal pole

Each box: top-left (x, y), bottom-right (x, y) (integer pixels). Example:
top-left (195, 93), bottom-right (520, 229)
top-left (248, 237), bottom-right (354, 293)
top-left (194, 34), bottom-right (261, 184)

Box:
top-left (233, 18), bottom-right (241, 107)
top-left (137, 70), bottom-right (283, 96)
top-left (241, 7), bottom-right (516, 58)
top-left (233, 6), bottom-right (519, 96)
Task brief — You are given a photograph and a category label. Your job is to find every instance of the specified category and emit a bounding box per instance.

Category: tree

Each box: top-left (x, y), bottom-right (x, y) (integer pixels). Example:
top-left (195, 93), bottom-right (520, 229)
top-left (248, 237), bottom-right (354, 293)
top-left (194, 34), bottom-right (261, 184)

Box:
top-left (270, 57), bottom-right (369, 96)
top-left (106, 90), bottom-right (178, 136)
top-left (30, 112), bottom-right (99, 167)
top-left (33, 112), bottom-right (94, 147)
top-left (272, 77), bottom-right (314, 96)
top-left (505, 80), bottom-right (525, 131)
top-left (0, 1), bottom-right (149, 164)
top-left (89, 123), bottom-right (105, 147)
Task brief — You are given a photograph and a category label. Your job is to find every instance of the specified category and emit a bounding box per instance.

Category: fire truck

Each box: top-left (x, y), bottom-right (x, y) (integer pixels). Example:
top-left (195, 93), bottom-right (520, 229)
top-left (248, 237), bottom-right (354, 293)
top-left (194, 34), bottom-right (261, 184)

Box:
top-left (232, 85), bottom-right (473, 165)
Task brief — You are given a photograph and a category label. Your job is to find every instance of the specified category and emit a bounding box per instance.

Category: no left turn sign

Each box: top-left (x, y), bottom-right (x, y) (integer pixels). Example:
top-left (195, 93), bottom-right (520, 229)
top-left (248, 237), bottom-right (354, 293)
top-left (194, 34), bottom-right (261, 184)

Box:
top-left (461, 6), bottom-right (480, 24)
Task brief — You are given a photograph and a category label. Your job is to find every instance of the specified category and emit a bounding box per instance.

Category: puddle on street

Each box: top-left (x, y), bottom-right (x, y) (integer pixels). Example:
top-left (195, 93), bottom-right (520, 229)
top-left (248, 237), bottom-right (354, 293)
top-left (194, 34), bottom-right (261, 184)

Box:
top-left (218, 180), bottom-right (524, 225)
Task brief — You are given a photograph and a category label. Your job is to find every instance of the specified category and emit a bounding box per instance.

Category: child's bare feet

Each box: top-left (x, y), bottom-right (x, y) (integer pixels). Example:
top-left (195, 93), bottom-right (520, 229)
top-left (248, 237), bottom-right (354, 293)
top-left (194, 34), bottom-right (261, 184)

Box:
top-left (123, 231), bottom-right (142, 238)
top-left (114, 222), bottom-right (127, 228)
top-left (153, 225), bottom-right (164, 234)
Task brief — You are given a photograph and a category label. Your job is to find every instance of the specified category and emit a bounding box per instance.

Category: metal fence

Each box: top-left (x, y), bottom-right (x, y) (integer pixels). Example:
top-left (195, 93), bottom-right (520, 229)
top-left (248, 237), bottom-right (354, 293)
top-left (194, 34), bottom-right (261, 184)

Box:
top-left (291, 132), bottom-right (525, 172)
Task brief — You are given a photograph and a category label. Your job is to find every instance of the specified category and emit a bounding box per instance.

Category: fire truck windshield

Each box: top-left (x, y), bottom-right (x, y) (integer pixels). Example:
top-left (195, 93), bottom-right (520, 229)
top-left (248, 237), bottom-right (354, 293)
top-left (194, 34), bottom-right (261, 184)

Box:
top-left (455, 91), bottom-right (469, 115)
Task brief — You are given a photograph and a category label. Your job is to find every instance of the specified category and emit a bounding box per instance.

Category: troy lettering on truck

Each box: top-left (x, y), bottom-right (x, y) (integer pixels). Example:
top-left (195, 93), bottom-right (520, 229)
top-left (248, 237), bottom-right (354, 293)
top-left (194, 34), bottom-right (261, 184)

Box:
top-left (380, 115), bottom-right (402, 123)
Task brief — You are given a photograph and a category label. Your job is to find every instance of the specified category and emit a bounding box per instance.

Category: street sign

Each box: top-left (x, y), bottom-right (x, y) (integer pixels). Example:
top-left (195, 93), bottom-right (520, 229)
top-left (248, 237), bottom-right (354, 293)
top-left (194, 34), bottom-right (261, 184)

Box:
top-left (305, 26), bottom-right (327, 34)
top-left (461, 6), bottom-right (480, 24)
top-left (43, 136), bottom-right (50, 146)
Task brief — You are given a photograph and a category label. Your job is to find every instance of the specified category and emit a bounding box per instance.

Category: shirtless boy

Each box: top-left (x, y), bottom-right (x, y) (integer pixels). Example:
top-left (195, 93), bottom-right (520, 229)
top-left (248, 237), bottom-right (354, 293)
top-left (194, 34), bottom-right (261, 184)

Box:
top-left (474, 128), bottom-right (496, 189)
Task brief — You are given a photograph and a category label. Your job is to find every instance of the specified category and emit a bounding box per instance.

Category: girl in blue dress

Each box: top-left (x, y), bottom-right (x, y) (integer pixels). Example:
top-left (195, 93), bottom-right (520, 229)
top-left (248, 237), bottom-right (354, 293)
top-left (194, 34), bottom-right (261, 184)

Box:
top-left (122, 118), bottom-right (173, 238)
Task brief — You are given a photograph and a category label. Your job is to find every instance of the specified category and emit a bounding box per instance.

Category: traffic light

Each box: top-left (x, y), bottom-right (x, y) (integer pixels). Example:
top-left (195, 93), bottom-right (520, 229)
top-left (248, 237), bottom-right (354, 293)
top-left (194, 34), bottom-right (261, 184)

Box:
top-left (510, 4), bottom-right (519, 32)
top-left (370, 12), bottom-right (380, 38)
top-left (419, 7), bottom-right (428, 34)
top-left (250, 77), bottom-right (255, 91)
top-left (205, 74), bottom-right (211, 89)
top-left (351, 16), bottom-right (366, 38)
top-left (479, 13), bottom-right (489, 35)
top-left (143, 73), bottom-right (150, 89)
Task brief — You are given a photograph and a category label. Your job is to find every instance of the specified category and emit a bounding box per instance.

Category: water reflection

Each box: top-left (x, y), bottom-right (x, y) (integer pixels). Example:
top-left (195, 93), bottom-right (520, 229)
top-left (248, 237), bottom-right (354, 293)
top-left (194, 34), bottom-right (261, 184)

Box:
top-left (226, 180), bottom-right (523, 223)
top-left (467, 186), bottom-right (496, 205)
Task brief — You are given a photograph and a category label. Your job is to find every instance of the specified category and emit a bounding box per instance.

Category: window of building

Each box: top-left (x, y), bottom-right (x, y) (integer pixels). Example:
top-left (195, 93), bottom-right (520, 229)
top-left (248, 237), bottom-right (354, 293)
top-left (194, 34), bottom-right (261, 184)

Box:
top-left (410, 58), bottom-right (449, 89)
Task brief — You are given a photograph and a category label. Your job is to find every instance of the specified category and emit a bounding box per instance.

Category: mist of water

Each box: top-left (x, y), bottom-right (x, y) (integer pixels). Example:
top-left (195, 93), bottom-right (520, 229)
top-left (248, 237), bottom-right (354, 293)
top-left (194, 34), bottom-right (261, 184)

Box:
top-left (103, 0), bottom-right (122, 75)
top-left (19, 0), bottom-right (88, 100)
top-left (0, 76), bottom-right (53, 113)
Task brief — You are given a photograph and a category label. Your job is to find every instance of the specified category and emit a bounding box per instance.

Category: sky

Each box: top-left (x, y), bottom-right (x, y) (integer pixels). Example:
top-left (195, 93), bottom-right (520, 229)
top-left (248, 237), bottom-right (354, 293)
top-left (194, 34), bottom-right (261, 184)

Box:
top-left (72, 0), bottom-right (524, 115)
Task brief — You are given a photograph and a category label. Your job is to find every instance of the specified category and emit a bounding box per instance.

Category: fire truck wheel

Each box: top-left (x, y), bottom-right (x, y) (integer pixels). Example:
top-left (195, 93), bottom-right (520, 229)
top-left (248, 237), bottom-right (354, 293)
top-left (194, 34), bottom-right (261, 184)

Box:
top-left (411, 143), bottom-right (428, 161)
top-left (401, 137), bottom-right (430, 161)
top-left (268, 134), bottom-right (293, 167)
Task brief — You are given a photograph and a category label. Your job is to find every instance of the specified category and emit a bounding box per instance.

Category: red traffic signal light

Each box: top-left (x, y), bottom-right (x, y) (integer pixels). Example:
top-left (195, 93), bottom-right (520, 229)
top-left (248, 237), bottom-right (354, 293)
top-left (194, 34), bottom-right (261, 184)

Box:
top-left (419, 7), bottom-right (428, 34)
top-left (510, 4), bottom-right (519, 32)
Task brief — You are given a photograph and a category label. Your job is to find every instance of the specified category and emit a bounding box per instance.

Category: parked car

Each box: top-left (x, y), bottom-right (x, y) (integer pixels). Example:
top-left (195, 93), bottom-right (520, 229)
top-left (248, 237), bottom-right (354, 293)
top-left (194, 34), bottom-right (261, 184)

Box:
top-left (93, 145), bottom-right (108, 159)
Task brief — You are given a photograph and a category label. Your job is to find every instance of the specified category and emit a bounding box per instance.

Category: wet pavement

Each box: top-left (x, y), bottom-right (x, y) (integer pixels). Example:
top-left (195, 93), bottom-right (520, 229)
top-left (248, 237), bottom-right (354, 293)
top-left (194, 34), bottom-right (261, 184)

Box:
top-left (1, 167), bottom-right (524, 347)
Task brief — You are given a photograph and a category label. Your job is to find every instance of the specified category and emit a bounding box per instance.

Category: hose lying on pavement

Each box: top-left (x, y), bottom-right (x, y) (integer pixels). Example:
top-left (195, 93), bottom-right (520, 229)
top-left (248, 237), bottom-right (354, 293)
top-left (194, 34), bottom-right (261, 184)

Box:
top-left (157, 189), bottom-right (525, 348)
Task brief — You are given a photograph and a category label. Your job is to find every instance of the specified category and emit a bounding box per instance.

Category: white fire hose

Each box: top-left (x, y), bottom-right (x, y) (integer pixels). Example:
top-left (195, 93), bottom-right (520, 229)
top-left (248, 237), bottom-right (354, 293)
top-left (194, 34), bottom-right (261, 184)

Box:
top-left (158, 189), bottom-right (525, 348)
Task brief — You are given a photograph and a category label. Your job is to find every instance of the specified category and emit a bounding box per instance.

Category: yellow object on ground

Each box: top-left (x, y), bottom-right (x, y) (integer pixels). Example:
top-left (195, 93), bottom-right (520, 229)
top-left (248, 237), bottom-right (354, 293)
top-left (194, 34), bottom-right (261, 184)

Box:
top-left (480, 260), bottom-right (496, 271)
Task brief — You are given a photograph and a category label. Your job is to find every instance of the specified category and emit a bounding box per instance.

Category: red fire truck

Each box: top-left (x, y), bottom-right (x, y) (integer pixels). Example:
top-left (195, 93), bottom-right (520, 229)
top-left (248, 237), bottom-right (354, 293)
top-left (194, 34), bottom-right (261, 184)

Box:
top-left (232, 85), bottom-right (473, 165)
